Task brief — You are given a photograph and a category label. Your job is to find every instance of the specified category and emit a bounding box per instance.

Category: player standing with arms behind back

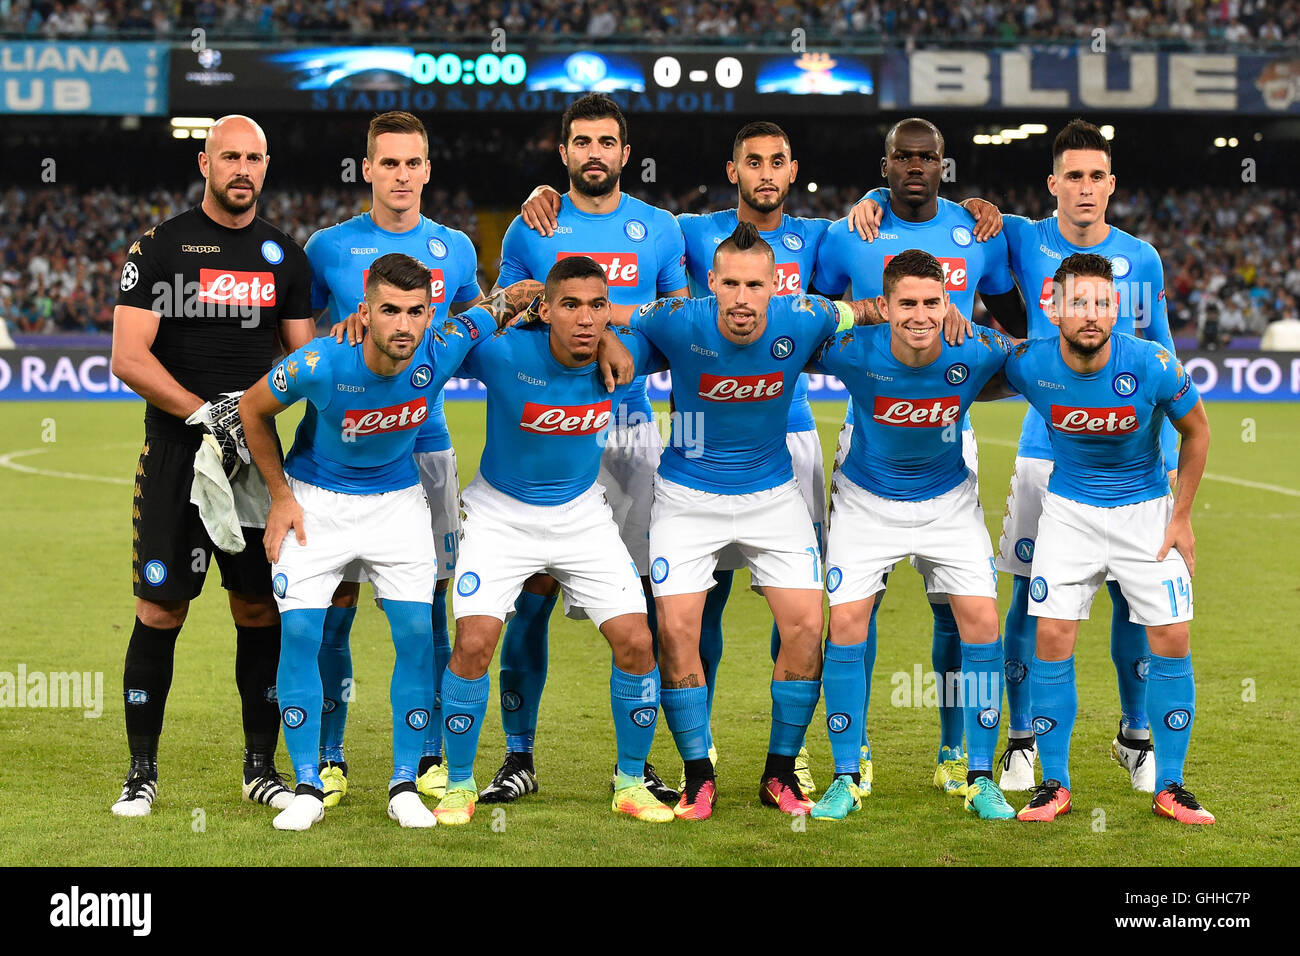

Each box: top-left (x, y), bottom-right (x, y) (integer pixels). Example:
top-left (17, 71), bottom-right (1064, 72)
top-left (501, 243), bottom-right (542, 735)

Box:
top-left (480, 93), bottom-right (687, 805)
top-left (304, 111), bottom-right (483, 807)
top-left (1001, 253), bottom-right (1213, 825)
top-left (109, 115), bottom-right (315, 816)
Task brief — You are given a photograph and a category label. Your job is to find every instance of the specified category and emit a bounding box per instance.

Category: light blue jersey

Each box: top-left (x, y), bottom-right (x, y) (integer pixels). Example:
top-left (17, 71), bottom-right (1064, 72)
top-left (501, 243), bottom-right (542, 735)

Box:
top-left (632, 294), bottom-right (839, 494)
top-left (677, 208), bottom-right (832, 433)
top-left (497, 193), bottom-right (686, 424)
top-left (813, 323), bottom-right (1013, 501)
top-left (1002, 333), bottom-right (1198, 507)
top-left (815, 192), bottom-right (1014, 428)
top-left (270, 308), bottom-right (494, 494)
top-left (457, 324), bottom-right (664, 506)
top-left (304, 213), bottom-right (482, 453)
top-left (1002, 214), bottom-right (1178, 467)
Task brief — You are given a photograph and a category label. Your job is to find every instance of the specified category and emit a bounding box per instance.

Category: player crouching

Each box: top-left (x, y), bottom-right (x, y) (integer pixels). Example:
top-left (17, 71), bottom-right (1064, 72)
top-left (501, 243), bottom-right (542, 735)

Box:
top-left (1002, 253), bottom-right (1214, 825)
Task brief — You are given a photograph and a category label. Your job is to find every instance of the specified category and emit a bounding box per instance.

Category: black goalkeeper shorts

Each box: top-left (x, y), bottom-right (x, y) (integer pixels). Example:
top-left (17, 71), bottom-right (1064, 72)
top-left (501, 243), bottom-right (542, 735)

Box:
top-left (131, 436), bottom-right (272, 602)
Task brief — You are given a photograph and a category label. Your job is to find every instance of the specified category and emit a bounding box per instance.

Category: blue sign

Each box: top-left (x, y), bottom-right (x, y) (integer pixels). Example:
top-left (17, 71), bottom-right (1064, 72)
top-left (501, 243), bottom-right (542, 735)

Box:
top-left (0, 42), bottom-right (166, 114)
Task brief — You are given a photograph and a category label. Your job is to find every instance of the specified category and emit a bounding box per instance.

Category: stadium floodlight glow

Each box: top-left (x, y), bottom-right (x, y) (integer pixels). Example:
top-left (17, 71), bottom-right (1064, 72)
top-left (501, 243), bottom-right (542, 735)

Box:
top-left (172, 129), bottom-right (189, 139)
top-left (989, 134), bottom-right (1005, 145)
top-left (973, 134), bottom-right (991, 145)
top-left (999, 129), bottom-right (1029, 140)
top-left (807, 182), bottom-right (818, 192)
top-left (169, 117), bottom-right (215, 128)
top-left (190, 129), bottom-right (207, 139)
top-left (1228, 137), bottom-right (1239, 147)
top-left (1254, 132), bottom-right (1263, 142)
top-left (1020, 123), bottom-right (1048, 135)
top-left (1214, 137), bottom-right (1227, 148)
top-left (1099, 125), bottom-right (1115, 141)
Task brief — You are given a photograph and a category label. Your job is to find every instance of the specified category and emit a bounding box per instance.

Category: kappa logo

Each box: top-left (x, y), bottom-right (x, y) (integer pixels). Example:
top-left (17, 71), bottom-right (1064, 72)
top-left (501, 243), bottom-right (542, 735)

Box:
top-left (978, 708), bottom-right (1000, 729)
top-left (1164, 708), bottom-right (1191, 731)
top-left (446, 714), bottom-right (474, 735)
top-left (631, 707), bottom-right (657, 727)
top-left (1004, 659), bottom-right (1028, 684)
top-left (950, 225), bottom-right (972, 247)
top-left (826, 712), bottom-right (851, 734)
top-left (650, 557), bottom-right (670, 584)
top-left (1029, 576), bottom-right (1048, 602)
top-left (120, 261), bottom-right (139, 292)
top-left (427, 237), bottom-right (448, 259)
top-left (411, 365), bottom-right (432, 388)
top-left (406, 708), bottom-right (430, 731)
top-left (1015, 537), bottom-right (1035, 563)
top-left (126, 689), bottom-right (149, 704)
top-left (1112, 372), bottom-right (1138, 397)
top-left (771, 336), bottom-right (795, 360)
top-left (1032, 716), bottom-right (1056, 735)
top-left (501, 690), bottom-right (522, 712)
top-left (260, 240), bottom-right (284, 265)
top-left (781, 233), bottom-right (803, 252)
top-left (826, 566), bottom-right (843, 593)
top-left (456, 572), bottom-right (480, 596)
top-left (624, 219), bottom-right (647, 242)
top-left (282, 706), bottom-right (306, 729)
top-left (272, 572), bottom-right (288, 598)
top-left (142, 560), bottom-right (167, 586)
top-left (945, 363), bottom-right (969, 385)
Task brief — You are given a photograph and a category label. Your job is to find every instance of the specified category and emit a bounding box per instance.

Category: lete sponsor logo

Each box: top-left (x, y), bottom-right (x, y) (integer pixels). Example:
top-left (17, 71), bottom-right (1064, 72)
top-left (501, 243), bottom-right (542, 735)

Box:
top-left (519, 400), bottom-right (612, 434)
top-left (556, 251), bottom-right (638, 286)
top-left (342, 397), bottom-right (429, 436)
top-left (872, 394), bottom-right (961, 427)
top-left (697, 372), bottom-right (784, 402)
top-left (196, 269), bottom-right (276, 306)
top-left (885, 254), bottom-right (967, 291)
top-left (774, 262), bottom-right (802, 294)
top-left (1050, 404), bottom-right (1139, 434)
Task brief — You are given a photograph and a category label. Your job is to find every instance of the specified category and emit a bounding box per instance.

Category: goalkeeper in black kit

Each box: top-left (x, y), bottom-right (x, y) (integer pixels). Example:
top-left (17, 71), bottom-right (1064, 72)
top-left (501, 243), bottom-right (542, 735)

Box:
top-left (108, 115), bottom-right (315, 816)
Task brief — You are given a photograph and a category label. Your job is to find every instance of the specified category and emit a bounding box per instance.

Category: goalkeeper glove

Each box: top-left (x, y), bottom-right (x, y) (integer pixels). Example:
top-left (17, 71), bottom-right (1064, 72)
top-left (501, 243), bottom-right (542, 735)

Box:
top-left (186, 390), bottom-right (250, 481)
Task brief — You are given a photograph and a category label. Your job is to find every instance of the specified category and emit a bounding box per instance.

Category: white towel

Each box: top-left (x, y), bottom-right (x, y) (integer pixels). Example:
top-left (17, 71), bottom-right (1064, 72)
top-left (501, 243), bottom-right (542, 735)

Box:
top-left (190, 437), bottom-right (272, 554)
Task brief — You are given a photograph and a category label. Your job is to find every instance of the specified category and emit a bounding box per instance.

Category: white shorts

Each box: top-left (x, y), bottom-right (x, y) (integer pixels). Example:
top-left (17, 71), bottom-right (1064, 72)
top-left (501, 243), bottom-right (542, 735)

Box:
top-left (833, 423), bottom-right (978, 486)
top-left (597, 420), bottom-right (662, 576)
top-left (718, 430), bottom-right (826, 572)
top-left (273, 479), bottom-right (437, 613)
top-left (1028, 492), bottom-right (1193, 627)
top-left (824, 473), bottom-right (997, 607)
top-left (994, 455), bottom-right (1054, 577)
top-left (341, 448), bottom-right (460, 586)
top-left (451, 476), bottom-right (647, 630)
top-left (648, 476), bottom-right (823, 597)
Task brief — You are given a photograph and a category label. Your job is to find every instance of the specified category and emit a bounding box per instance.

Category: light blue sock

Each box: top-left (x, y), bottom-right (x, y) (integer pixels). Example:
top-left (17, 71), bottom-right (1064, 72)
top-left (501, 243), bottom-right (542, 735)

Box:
top-left (769, 679), bottom-right (820, 757)
top-left (960, 638), bottom-right (1004, 774)
top-left (860, 597), bottom-right (880, 754)
top-left (440, 669), bottom-right (489, 787)
top-left (317, 604), bottom-right (356, 764)
top-left (699, 569), bottom-right (731, 751)
top-left (1147, 652), bottom-right (1196, 790)
top-left (423, 590), bottom-right (451, 758)
top-left (610, 665), bottom-right (660, 782)
top-left (1003, 575), bottom-right (1035, 734)
top-left (1108, 581), bottom-right (1151, 733)
top-left (382, 600), bottom-right (434, 788)
top-left (1030, 656), bottom-right (1076, 790)
top-left (931, 602), bottom-right (964, 760)
top-left (661, 684), bottom-right (710, 761)
top-left (823, 640), bottom-right (868, 775)
top-left (499, 590), bottom-right (556, 754)
top-left (279, 608), bottom-right (328, 790)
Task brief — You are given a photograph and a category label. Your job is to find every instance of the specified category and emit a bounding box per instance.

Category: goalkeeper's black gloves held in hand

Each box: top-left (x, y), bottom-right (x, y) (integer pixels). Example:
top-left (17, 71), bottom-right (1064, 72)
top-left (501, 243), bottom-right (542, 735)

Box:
top-left (186, 390), bottom-right (251, 480)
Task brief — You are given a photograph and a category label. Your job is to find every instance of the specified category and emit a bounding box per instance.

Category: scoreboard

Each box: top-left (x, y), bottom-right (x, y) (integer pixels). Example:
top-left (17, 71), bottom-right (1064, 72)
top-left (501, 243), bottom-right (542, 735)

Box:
top-left (170, 45), bottom-right (877, 114)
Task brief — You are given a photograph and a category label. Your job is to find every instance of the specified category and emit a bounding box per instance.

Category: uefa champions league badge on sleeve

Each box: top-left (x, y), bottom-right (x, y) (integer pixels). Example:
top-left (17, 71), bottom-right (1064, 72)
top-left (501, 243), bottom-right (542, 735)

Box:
top-left (950, 226), bottom-right (972, 248)
top-left (427, 237), bottom-right (448, 259)
top-left (120, 261), bottom-right (139, 292)
top-left (261, 240), bottom-right (284, 265)
top-left (624, 219), bottom-right (647, 242)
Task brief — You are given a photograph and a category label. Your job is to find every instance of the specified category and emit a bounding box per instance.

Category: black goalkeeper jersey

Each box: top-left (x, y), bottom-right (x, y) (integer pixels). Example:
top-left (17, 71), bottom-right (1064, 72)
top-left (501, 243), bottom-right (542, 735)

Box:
top-left (115, 205), bottom-right (312, 442)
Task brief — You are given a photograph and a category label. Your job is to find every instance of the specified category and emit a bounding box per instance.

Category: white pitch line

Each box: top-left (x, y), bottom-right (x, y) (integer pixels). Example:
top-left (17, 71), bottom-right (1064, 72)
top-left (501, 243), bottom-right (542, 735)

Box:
top-left (0, 446), bottom-right (133, 487)
top-left (812, 416), bottom-right (1300, 498)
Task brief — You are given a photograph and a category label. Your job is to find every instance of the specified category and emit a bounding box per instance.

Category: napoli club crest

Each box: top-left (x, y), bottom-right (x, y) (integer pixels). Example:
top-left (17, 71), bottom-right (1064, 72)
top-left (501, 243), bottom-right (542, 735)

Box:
top-left (1112, 372), bottom-right (1138, 397)
top-left (624, 219), bottom-right (647, 242)
top-left (260, 240), bottom-right (284, 265)
top-left (781, 233), bottom-right (803, 252)
top-left (945, 363), bottom-right (969, 385)
top-left (1110, 254), bottom-right (1132, 279)
top-left (950, 226), bottom-right (972, 247)
top-left (771, 336), bottom-right (795, 360)
top-left (411, 365), bottom-right (433, 388)
top-left (427, 237), bottom-right (448, 259)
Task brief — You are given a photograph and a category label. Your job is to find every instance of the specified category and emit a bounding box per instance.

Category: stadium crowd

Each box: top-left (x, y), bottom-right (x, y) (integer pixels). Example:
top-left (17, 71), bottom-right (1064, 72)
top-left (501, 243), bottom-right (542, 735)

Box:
top-left (2, 180), bottom-right (1295, 343)
top-left (4, 0), bottom-right (1300, 46)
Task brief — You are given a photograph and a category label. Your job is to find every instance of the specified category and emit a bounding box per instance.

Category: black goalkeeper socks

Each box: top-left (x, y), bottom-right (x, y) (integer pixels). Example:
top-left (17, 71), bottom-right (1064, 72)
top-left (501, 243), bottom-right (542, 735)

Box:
top-left (122, 617), bottom-right (182, 760)
top-left (235, 623), bottom-right (282, 754)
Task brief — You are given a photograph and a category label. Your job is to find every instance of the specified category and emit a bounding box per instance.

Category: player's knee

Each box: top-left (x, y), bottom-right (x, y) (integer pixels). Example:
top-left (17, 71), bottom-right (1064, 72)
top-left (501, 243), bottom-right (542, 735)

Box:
top-left (229, 591), bottom-right (278, 627)
top-left (1033, 619), bottom-right (1076, 661)
top-left (330, 581), bottom-right (361, 608)
top-left (1146, 623), bottom-right (1190, 658)
top-left (136, 598), bottom-right (188, 629)
top-left (450, 618), bottom-right (500, 678)
top-left (828, 602), bottom-right (869, 644)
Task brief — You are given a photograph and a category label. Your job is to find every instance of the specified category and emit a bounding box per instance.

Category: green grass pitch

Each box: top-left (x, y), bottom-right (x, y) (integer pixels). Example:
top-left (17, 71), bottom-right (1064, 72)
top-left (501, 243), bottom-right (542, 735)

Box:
top-left (0, 398), bottom-right (1295, 866)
